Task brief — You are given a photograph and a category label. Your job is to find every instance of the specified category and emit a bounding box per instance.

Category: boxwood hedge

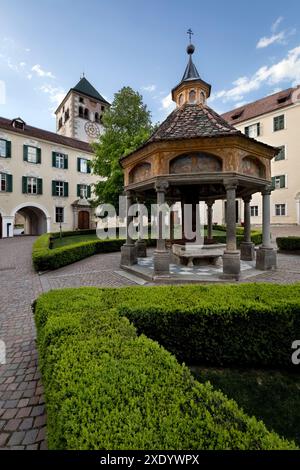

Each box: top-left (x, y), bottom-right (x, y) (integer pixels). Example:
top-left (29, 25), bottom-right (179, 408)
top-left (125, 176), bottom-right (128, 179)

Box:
top-left (277, 237), bottom-right (300, 252)
top-left (34, 287), bottom-right (297, 450)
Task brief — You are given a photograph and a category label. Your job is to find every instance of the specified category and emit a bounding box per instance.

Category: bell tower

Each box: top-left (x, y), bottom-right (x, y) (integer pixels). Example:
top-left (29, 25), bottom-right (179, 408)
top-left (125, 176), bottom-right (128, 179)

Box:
top-left (55, 75), bottom-right (110, 143)
top-left (172, 30), bottom-right (211, 107)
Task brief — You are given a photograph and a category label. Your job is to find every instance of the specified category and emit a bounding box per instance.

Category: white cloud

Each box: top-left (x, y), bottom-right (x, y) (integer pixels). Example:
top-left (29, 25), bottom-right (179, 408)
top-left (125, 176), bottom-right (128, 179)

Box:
top-left (161, 93), bottom-right (174, 110)
top-left (19, 61), bottom-right (26, 67)
top-left (40, 84), bottom-right (66, 113)
top-left (32, 64), bottom-right (55, 79)
top-left (141, 84), bottom-right (156, 92)
top-left (210, 45), bottom-right (300, 104)
top-left (272, 16), bottom-right (284, 33)
top-left (257, 31), bottom-right (286, 49)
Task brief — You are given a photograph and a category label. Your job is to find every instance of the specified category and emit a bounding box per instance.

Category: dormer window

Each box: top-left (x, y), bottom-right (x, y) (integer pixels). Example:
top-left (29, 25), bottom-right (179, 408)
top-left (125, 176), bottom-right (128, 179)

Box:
top-left (11, 118), bottom-right (26, 130)
top-left (231, 110), bottom-right (244, 120)
top-left (277, 93), bottom-right (290, 104)
top-left (189, 90), bottom-right (196, 104)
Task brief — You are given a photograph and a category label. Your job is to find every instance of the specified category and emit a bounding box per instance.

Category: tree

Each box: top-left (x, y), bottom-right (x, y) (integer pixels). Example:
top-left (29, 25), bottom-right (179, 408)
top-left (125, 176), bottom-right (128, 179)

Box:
top-left (92, 86), bottom-right (154, 208)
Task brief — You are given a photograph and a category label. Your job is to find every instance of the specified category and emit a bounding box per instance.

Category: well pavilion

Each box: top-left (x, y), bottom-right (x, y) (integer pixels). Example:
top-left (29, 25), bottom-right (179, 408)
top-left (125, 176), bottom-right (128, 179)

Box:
top-left (120, 39), bottom-right (277, 279)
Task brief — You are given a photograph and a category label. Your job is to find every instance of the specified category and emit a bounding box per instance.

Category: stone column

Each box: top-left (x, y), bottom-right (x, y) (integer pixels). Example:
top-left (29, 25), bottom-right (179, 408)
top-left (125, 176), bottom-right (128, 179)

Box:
top-left (206, 200), bottom-right (214, 244)
top-left (154, 180), bottom-right (170, 276)
top-left (256, 186), bottom-right (277, 270)
top-left (170, 208), bottom-right (175, 244)
top-left (240, 196), bottom-right (255, 261)
top-left (120, 191), bottom-right (137, 266)
top-left (135, 197), bottom-right (147, 258)
top-left (222, 180), bottom-right (240, 279)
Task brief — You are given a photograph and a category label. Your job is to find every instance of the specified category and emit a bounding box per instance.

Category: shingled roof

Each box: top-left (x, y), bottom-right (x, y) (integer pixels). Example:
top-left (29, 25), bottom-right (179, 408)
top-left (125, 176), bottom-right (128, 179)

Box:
top-left (222, 85), bottom-right (300, 125)
top-left (148, 103), bottom-right (241, 142)
top-left (0, 116), bottom-right (92, 152)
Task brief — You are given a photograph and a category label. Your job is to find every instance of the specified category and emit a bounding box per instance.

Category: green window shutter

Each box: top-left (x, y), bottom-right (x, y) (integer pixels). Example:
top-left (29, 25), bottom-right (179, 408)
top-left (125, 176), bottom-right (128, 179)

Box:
top-left (87, 160), bottom-right (91, 173)
top-left (77, 157), bottom-right (81, 172)
top-left (22, 176), bottom-right (27, 193)
top-left (271, 177), bottom-right (275, 190)
top-left (64, 155), bottom-right (68, 169)
top-left (280, 175), bottom-right (285, 188)
top-left (23, 145), bottom-right (28, 162)
top-left (6, 174), bottom-right (13, 192)
top-left (77, 184), bottom-right (80, 197)
top-left (87, 185), bottom-right (91, 198)
top-left (37, 148), bottom-right (42, 164)
top-left (64, 182), bottom-right (69, 197)
top-left (6, 141), bottom-right (11, 158)
top-left (52, 180), bottom-right (56, 196)
top-left (37, 178), bottom-right (43, 195)
top-left (52, 152), bottom-right (57, 167)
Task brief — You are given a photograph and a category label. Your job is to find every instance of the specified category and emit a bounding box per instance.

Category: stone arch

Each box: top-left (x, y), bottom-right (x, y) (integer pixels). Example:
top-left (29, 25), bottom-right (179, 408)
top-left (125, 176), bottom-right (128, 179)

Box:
top-left (169, 152), bottom-right (223, 174)
top-left (241, 156), bottom-right (266, 178)
top-left (129, 162), bottom-right (151, 184)
top-left (11, 203), bottom-right (50, 235)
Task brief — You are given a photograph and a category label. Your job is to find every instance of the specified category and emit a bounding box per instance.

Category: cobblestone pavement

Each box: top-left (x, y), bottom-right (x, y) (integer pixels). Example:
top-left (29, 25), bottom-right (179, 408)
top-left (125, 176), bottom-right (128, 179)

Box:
top-left (0, 230), bottom-right (300, 450)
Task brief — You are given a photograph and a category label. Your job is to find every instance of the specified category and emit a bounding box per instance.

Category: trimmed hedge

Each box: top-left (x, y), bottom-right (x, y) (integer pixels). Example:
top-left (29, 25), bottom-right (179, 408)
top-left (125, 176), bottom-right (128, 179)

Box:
top-left (115, 284), bottom-right (300, 368)
top-left (277, 237), bottom-right (300, 252)
top-left (34, 287), bottom-right (297, 450)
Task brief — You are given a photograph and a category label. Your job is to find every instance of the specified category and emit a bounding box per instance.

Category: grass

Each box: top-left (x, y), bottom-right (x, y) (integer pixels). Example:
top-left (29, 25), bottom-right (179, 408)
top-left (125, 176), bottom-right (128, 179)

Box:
top-left (192, 366), bottom-right (300, 446)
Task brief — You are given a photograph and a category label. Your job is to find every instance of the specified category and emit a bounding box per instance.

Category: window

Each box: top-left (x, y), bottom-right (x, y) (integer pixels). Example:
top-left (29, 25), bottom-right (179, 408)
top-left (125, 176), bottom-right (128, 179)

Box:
top-left (0, 173), bottom-right (12, 192)
top-left (79, 106), bottom-right (83, 117)
top-left (189, 90), bottom-right (196, 104)
top-left (178, 94), bottom-right (183, 106)
top-left (84, 108), bottom-right (89, 119)
top-left (274, 115), bottom-right (285, 132)
top-left (272, 175), bottom-right (286, 189)
top-left (275, 145), bottom-right (285, 161)
top-left (58, 117), bottom-right (63, 130)
top-left (101, 105), bottom-right (105, 111)
top-left (0, 173), bottom-right (6, 192)
top-left (22, 176), bottom-right (42, 194)
top-left (77, 184), bottom-right (91, 199)
top-left (245, 123), bottom-right (260, 138)
top-left (0, 139), bottom-right (11, 158)
top-left (55, 207), bottom-right (64, 223)
top-left (52, 180), bottom-right (68, 197)
top-left (52, 152), bottom-right (68, 169)
top-left (77, 157), bottom-right (91, 173)
top-left (231, 110), bottom-right (244, 120)
top-left (94, 112), bottom-right (99, 123)
top-left (275, 204), bottom-right (286, 216)
top-left (250, 206), bottom-right (259, 217)
top-left (27, 177), bottom-right (37, 194)
top-left (64, 109), bottom-right (70, 122)
top-left (23, 145), bottom-right (41, 164)
top-left (79, 97), bottom-right (84, 104)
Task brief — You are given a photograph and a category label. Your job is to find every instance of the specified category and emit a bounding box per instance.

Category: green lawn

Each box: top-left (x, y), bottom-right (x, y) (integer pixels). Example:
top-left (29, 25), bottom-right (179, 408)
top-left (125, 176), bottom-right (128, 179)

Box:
top-left (192, 367), bottom-right (300, 446)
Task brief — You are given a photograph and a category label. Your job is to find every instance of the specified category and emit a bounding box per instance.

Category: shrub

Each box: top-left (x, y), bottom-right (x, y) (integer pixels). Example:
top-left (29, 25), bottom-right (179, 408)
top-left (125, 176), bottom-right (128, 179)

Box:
top-left (34, 288), bottom-right (296, 450)
top-left (277, 237), bottom-right (300, 252)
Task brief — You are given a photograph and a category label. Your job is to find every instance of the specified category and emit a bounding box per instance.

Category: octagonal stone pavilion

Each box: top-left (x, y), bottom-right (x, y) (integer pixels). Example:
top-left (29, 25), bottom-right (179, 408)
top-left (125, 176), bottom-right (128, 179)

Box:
top-left (120, 42), bottom-right (277, 280)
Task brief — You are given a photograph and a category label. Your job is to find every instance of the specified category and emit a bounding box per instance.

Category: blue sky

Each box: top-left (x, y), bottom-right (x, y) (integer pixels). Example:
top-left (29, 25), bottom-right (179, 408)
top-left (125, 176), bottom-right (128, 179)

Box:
top-left (0, 0), bottom-right (300, 131)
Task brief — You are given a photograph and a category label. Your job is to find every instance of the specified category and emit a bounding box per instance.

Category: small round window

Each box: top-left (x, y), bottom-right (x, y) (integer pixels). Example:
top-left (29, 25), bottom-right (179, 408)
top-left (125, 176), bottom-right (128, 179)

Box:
top-left (189, 90), bottom-right (196, 104)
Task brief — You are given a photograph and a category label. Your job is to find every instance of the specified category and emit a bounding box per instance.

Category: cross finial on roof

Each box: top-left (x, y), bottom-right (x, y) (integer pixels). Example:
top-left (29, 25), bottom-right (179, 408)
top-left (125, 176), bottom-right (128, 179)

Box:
top-left (187, 28), bottom-right (193, 44)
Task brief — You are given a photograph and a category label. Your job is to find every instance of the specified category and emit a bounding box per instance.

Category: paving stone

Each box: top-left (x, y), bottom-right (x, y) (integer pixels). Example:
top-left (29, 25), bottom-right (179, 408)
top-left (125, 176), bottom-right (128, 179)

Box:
top-left (4, 418), bottom-right (21, 432)
top-left (7, 431), bottom-right (26, 447)
top-left (22, 429), bottom-right (38, 446)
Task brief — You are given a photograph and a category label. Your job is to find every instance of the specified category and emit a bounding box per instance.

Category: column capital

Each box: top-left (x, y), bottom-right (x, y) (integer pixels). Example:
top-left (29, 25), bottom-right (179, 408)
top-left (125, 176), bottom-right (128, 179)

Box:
top-left (224, 178), bottom-right (238, 190)
top-left (262, 185), bottom-right (272, 196)
top-left (155, 179), bottom-right (169, 193)
top-left (242, 195), bottom-right (252, 204)
top-left (206, 199), bottom-right (215, 208)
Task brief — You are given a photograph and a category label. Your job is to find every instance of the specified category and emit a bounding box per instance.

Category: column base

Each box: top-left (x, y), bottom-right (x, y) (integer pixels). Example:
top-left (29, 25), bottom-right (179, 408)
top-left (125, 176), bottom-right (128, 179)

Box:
top-left (120, 244), bottom-right (137, 267)
top-left (240, 241), bottom-right (255, 261)
top-left (153, 250), bottom-right (170, 276)
top-left (256, 247), bottom-right (277, 271)
top-left (135, 239), bottom-right (147, 257)
top-left (221, 250), bottom-right (240, 280)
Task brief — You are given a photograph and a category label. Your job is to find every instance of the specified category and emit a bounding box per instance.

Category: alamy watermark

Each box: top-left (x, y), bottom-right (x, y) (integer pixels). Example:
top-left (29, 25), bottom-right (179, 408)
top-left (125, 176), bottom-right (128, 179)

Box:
top-left (0, 340), bottom-right (6, 365)
top-left (292, 340), bottom-right (300, 365)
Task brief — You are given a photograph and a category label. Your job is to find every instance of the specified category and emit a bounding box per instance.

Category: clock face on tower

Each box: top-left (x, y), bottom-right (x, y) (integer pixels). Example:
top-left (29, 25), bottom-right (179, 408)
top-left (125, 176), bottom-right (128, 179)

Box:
top-left (84, 121), bottom-right (100, 138)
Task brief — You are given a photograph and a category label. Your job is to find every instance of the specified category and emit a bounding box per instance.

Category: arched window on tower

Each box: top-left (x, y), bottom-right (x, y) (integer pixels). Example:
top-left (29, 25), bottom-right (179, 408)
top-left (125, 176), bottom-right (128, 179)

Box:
top-left (200, 91), bottom-right (206, 104)
top-left (84, 108), bottom-right (89, 120)
top-left (95, 112), bottom-right (100, 123)
top-left (189, 90), bottom-right (196, 104)
top-left (79, 106), bottom-right (83, 118)
top-left (64, 108), bottom-right (70, 122)
top-left (178, 93), bottom-right (183, 106)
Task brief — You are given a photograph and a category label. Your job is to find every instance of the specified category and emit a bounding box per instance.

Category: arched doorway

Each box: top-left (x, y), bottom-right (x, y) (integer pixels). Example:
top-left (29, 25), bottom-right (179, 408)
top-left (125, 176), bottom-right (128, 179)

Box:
top-left (13, 205), bottom-right (48, 235)
top-left (78, 210), bottom-right (90, 229)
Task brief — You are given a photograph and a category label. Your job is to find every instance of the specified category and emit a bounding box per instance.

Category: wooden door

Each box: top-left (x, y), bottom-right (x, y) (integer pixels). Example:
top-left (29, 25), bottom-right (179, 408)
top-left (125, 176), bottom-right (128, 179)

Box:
top-left (78, 211), bottom-right (90, 230)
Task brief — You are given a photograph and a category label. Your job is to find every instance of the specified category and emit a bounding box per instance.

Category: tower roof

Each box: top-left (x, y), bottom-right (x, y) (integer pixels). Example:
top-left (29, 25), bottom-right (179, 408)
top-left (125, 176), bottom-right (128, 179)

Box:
top-left (181, 51), bottom-right (200, 81)
top-left (71, 77), bottom-right (110, 104)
